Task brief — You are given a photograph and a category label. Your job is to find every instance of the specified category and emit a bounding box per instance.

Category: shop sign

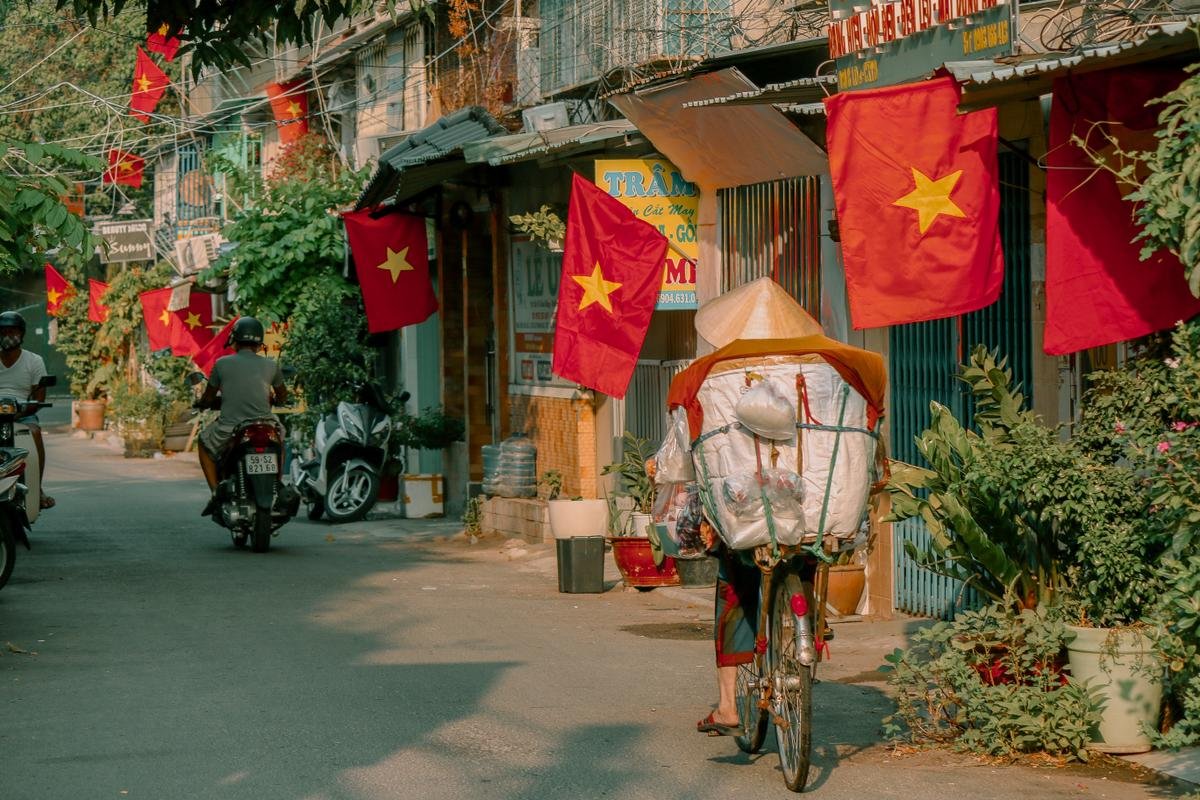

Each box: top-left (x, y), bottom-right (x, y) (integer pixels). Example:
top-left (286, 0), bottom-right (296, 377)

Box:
top-left (509, 238), bottom-right (573, 388)
top-left (594, 158), bottom-right (698, 310)
top-left (828, 0), bottom-right (1013, 91)
top-left (95, 219), bottom-right (154, 263)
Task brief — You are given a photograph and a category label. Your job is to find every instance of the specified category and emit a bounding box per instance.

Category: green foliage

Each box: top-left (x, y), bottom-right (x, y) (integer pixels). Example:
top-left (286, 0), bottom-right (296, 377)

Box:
top-left (52, 289), bottom-right (101, 397)
top-left (462, 494), bottom-right (484, 535)
top-left (509, 205), bottom-right (565, 251)
top-left (540, 469), bottom-right (563, 500)
top-left (396, 406), bottom-right (465, 451)
top-left (107, 377), bottom-right (169, 448)
top-left (603, 431), bottom-right (657, 516)
top-left (208, 139), bottom-right (368, 322)
top-left (1155, 555), bottom-right (1200, 748)
top-left (881, 603), bottom-right (1099, 760)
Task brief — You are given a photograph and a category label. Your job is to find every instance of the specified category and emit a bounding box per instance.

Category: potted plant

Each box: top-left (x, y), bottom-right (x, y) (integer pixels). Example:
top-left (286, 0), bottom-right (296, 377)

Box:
top-left (394, 405), bottom-right (465, 517)
top-left (888, 347), bottom-right (1175, 755)
top-left (541, 469), bottom-right (608, 539)
top-left (52, 291), bottom-right (105, 430)
top-left (603, 432), bottom-right (679, 589)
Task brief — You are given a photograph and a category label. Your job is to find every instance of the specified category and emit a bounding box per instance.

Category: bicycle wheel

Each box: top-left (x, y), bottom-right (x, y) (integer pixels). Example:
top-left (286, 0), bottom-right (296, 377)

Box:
top-left (734, 659), bottom-right (769, 753)
top-left (770, 570), bottom-right (813, 792)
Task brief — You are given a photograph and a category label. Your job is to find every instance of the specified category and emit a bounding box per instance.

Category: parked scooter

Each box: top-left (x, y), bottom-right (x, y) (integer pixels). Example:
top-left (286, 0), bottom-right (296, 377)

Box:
top-left (193, 378), bottom-right (300, 552)
top-left (291, 386), bottom-right (407, 523)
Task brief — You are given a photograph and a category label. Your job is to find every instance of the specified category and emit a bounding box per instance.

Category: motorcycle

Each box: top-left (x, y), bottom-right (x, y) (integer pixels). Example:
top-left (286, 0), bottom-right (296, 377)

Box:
top-left (195, 384), bottom-right (300, 553)
top-left (291, 385), bottom-right (407, 523)
top-left (0, 377), bottom-right (53, 589)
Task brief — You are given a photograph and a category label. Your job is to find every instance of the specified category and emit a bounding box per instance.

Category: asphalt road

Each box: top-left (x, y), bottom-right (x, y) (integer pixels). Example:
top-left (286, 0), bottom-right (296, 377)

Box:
top-left (0, 434), bottom-right (1188, 800)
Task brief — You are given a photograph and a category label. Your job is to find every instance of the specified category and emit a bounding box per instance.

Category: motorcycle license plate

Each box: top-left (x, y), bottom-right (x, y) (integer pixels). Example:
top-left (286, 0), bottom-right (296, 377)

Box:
top-left (244, 453), bottom-right (278, 475)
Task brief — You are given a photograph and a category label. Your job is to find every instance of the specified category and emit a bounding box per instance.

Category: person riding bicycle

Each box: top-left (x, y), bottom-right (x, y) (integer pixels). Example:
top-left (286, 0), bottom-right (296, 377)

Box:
top-left (0, 310), bottom-right (53, 510)
top-left (196, 317), bottom-right (287, 516)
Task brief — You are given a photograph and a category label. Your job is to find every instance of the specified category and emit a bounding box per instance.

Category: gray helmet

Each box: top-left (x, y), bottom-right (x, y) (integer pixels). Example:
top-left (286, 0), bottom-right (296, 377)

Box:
top-left (0, 310), bottom-right (26, 335)
top-left (229, 316), bottom-right (265, 346)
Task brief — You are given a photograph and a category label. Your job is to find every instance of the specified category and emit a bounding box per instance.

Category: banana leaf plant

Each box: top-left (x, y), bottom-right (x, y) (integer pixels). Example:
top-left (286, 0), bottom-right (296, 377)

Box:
top-left (886, 348), bottom-right (1070, 611)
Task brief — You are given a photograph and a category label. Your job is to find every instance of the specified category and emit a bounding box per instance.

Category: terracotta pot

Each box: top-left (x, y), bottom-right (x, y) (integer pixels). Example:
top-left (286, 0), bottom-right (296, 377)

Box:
top-left (609, 536), bottom-right (680, 588)
top-left (76, 399), bottom-right (105, 432)
top-left (377, 474), bottom-right (400, 502)
top-left (826, 563), bottom-right (866, 616)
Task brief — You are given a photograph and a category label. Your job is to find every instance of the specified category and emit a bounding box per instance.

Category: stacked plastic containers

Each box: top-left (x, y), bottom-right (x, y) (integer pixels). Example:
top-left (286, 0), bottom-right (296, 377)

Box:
top-left (482, 433), bottom-right (537, 497)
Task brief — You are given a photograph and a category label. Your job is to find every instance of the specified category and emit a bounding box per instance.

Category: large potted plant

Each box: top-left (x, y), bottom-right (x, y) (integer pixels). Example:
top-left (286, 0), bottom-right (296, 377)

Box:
top-left (888, 347), bottom-right (1178, 755)
top-left (604, 432), bottom-right (678, 589)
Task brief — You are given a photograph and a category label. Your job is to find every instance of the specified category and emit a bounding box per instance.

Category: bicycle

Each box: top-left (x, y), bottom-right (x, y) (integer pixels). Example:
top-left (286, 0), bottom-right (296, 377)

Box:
top-left (732, 541), bottom-right (834, 793)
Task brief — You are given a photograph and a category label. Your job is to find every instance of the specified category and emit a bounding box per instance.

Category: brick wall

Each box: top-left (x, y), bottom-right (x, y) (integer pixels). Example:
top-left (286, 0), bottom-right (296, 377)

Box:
top-left (510, 393), bottom-right (598, 499)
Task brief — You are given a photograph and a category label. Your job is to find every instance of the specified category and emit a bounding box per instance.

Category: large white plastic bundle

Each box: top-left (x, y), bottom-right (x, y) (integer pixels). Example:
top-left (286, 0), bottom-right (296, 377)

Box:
top-left (666, 355), bottom-right (877, 550)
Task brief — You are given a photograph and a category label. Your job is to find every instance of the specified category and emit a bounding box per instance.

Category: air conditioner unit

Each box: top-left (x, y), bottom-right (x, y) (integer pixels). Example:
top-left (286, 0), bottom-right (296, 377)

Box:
top-left (173, 233), bottom-right (223, 276)
top-left (522, 102), bottom-right (570, 133)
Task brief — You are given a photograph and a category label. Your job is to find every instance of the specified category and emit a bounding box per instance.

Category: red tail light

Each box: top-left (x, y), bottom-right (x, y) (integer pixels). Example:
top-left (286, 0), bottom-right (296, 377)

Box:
top-left (240, 424), bottom-right (280, 448)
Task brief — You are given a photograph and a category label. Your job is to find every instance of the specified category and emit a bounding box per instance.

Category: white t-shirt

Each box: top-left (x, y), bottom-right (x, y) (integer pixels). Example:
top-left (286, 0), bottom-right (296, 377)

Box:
top-left (0, 349), bottom-right (48, 401)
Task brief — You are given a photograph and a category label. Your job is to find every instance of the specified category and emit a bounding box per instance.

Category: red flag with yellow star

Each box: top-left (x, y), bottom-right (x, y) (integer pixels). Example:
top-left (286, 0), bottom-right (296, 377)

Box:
top-left (45, 263), bottom-right (72, 317)
top-left (146, 23), bottom-right (181, 62)
top-left (88, 279), bottom-right (110, 323)
top-left (266, 81), bottom-right (310, 145)
top-left (343, 208), bottom-right (437, 334)
top-left (824, 76), bottom-right (1004, 329)
top-left (104, 149), bottom-right (145, 188)
top-left (130, 46), bottom-right (169, 122)
top-left (139, 287), bottom-right (175, 351)
top-left (551, 173), bottom-right (669, 398)
top-left (193, 317), bottom-right (238, 377)
top-left (168, 291), bottom-right (215, 357)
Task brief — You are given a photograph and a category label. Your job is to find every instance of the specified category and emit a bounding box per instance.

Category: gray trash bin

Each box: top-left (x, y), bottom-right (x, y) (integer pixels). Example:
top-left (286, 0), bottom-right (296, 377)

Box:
top-left (556, 536), bottom-right (605, 593)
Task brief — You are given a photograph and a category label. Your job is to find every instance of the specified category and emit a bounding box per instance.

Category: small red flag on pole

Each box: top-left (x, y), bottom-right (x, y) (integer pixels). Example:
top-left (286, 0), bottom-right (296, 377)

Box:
top-left (146, 23), bottom-right (181, 62)
top-left (266, 81), bottom-right (310, 145)
top-left (550, 173), bottom-right (669, 398)
top-left (130, 46), bottom-right (169, 122)
top-left (139, 287), bottom-right (176, 351)
top-left (104, 149), bottom-right (145, 188)
top-left (45, 263), bottom-right (72, 317)
top-left (88, 279), bottom-right (110, 323)
top-left (193, 317), bottom-right (238, 377)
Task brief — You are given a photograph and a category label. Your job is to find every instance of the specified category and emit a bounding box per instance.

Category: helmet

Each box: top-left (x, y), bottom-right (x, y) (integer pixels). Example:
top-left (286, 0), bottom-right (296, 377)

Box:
top-left (228, 316), bottom-right (265, 347)
top-left (0, 310), bottom-right (26, 334)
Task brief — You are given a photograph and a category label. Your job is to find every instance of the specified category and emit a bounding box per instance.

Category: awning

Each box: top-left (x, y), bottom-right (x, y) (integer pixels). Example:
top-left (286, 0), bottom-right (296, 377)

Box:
top-left (608, 67), bottom-right (829, 189)
top-left (948, 16), bottom-right (1200, 110)
top-left (355, 106), bottom-right (507, 209)
top-left (462, 120), bottom-right (641, 166)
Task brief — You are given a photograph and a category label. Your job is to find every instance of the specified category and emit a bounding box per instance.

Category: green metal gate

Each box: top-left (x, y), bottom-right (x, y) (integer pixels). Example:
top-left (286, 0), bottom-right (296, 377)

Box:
top-left (890, 149), bottom-right (1033, 618)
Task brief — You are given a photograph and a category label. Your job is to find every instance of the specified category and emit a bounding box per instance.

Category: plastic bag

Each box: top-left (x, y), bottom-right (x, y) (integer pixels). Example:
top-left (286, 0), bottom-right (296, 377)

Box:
top-left (735, 379), bottom-right (796, 440)
top-left (722, 469), bottom-right (804, 520)
top-left (654, 408), bottom-right (695, 483)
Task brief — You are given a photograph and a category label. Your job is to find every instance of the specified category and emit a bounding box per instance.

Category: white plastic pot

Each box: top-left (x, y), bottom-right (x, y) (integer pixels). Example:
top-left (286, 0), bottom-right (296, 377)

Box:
top-left (548, 499), bottom-right (608, 539)
top-left (1065, 624), bottom-right (1163, 754)
top-left (629, 512), bottom-right (653, 538)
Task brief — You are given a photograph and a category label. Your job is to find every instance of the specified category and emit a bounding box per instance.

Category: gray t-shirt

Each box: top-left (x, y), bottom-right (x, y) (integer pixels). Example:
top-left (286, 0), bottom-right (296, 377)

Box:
top-left (0, 349), bottom-right (47, 400)
top-left (209, 350), bottom-right (284, 425)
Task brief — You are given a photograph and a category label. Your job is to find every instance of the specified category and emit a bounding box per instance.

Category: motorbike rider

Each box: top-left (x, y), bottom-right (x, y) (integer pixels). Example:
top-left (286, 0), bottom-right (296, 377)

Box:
top-left (0, 310), bottom-right (52, 510)
top-left (196, 317), bottom-right (287, 516)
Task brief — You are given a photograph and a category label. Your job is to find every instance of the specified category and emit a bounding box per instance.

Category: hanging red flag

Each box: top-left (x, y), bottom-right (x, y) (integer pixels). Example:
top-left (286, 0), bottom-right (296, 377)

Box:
top-left (146, 22), bottom-right (181, 62)
top-left (266, 81), bottom-right (310, 145)
top-left (551, 173), bottom-right (670, 398)
top-left (1045, 67), bottom-right (1200, 354)
top-left (193, 317), bottom-right (238, 377)
top-left (824, 76), bottom-right (1004, 329)
top-left (139, 287), bottom-right (176, 351)
top-left (104, 149), bottom-right (145, 188)
top-left (169, 291), bottom-right (215, 357)
top-left (88, 279), bottom-right (110, 323)
top-left (44, 263), bottom-right (72, 317)
top-left (130, 46), bottom-right (169, 122)
top-left (343, 208), bottom-right (438, 333)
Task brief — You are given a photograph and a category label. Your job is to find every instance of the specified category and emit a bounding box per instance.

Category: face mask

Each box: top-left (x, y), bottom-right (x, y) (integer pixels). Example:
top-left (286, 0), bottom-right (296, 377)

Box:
top-left (0, 335), bottom-right (20, 351)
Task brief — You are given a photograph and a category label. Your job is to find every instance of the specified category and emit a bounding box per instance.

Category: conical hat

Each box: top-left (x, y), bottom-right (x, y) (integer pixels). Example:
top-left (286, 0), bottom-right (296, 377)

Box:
top-left (695, 277), bottom-right (823, 349)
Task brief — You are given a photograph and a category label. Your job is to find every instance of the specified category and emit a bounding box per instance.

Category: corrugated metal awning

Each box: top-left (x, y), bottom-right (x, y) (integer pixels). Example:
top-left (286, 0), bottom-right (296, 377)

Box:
top-left (949, 16), bottom-right (1200, 109)
top-left (680, 75), bottom-right (837, 108)
top-left (355, 106), bottom-right (507, 209)
top-left (462, 120), bottom-right (640, 166)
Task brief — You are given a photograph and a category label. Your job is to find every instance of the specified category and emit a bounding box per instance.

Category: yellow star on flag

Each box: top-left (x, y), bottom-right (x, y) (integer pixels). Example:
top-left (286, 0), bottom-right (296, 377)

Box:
top-left (376, 246), bottom-right (414, 283)
top-left (47, 288), bottom-right (62, 306)
top-left (572, 263), bottom-right (622, 313)
top-left (159, 309), bottom-right (171, 327)
top-left (136, 74), bottom-right (151, 93)
top-left (892, 167), bottom-right (966, 234)
top-left (118, 161), bottom-right (133, 173)
top-left (184, 312), bottom-right (202, 329)
top-left (286, 101), bottom-right (302, 118)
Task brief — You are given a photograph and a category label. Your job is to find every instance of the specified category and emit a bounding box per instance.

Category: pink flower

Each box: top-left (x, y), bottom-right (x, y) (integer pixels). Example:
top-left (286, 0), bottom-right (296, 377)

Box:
top-left (1115, 421), bottom-right (1127, 434)
top-left (1157, 441), bottom-right (1171, 454)
top-left (1165, 357), bottom-right (1181, 369)
top-left (1173, 421), bottom-right (1190, 432)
